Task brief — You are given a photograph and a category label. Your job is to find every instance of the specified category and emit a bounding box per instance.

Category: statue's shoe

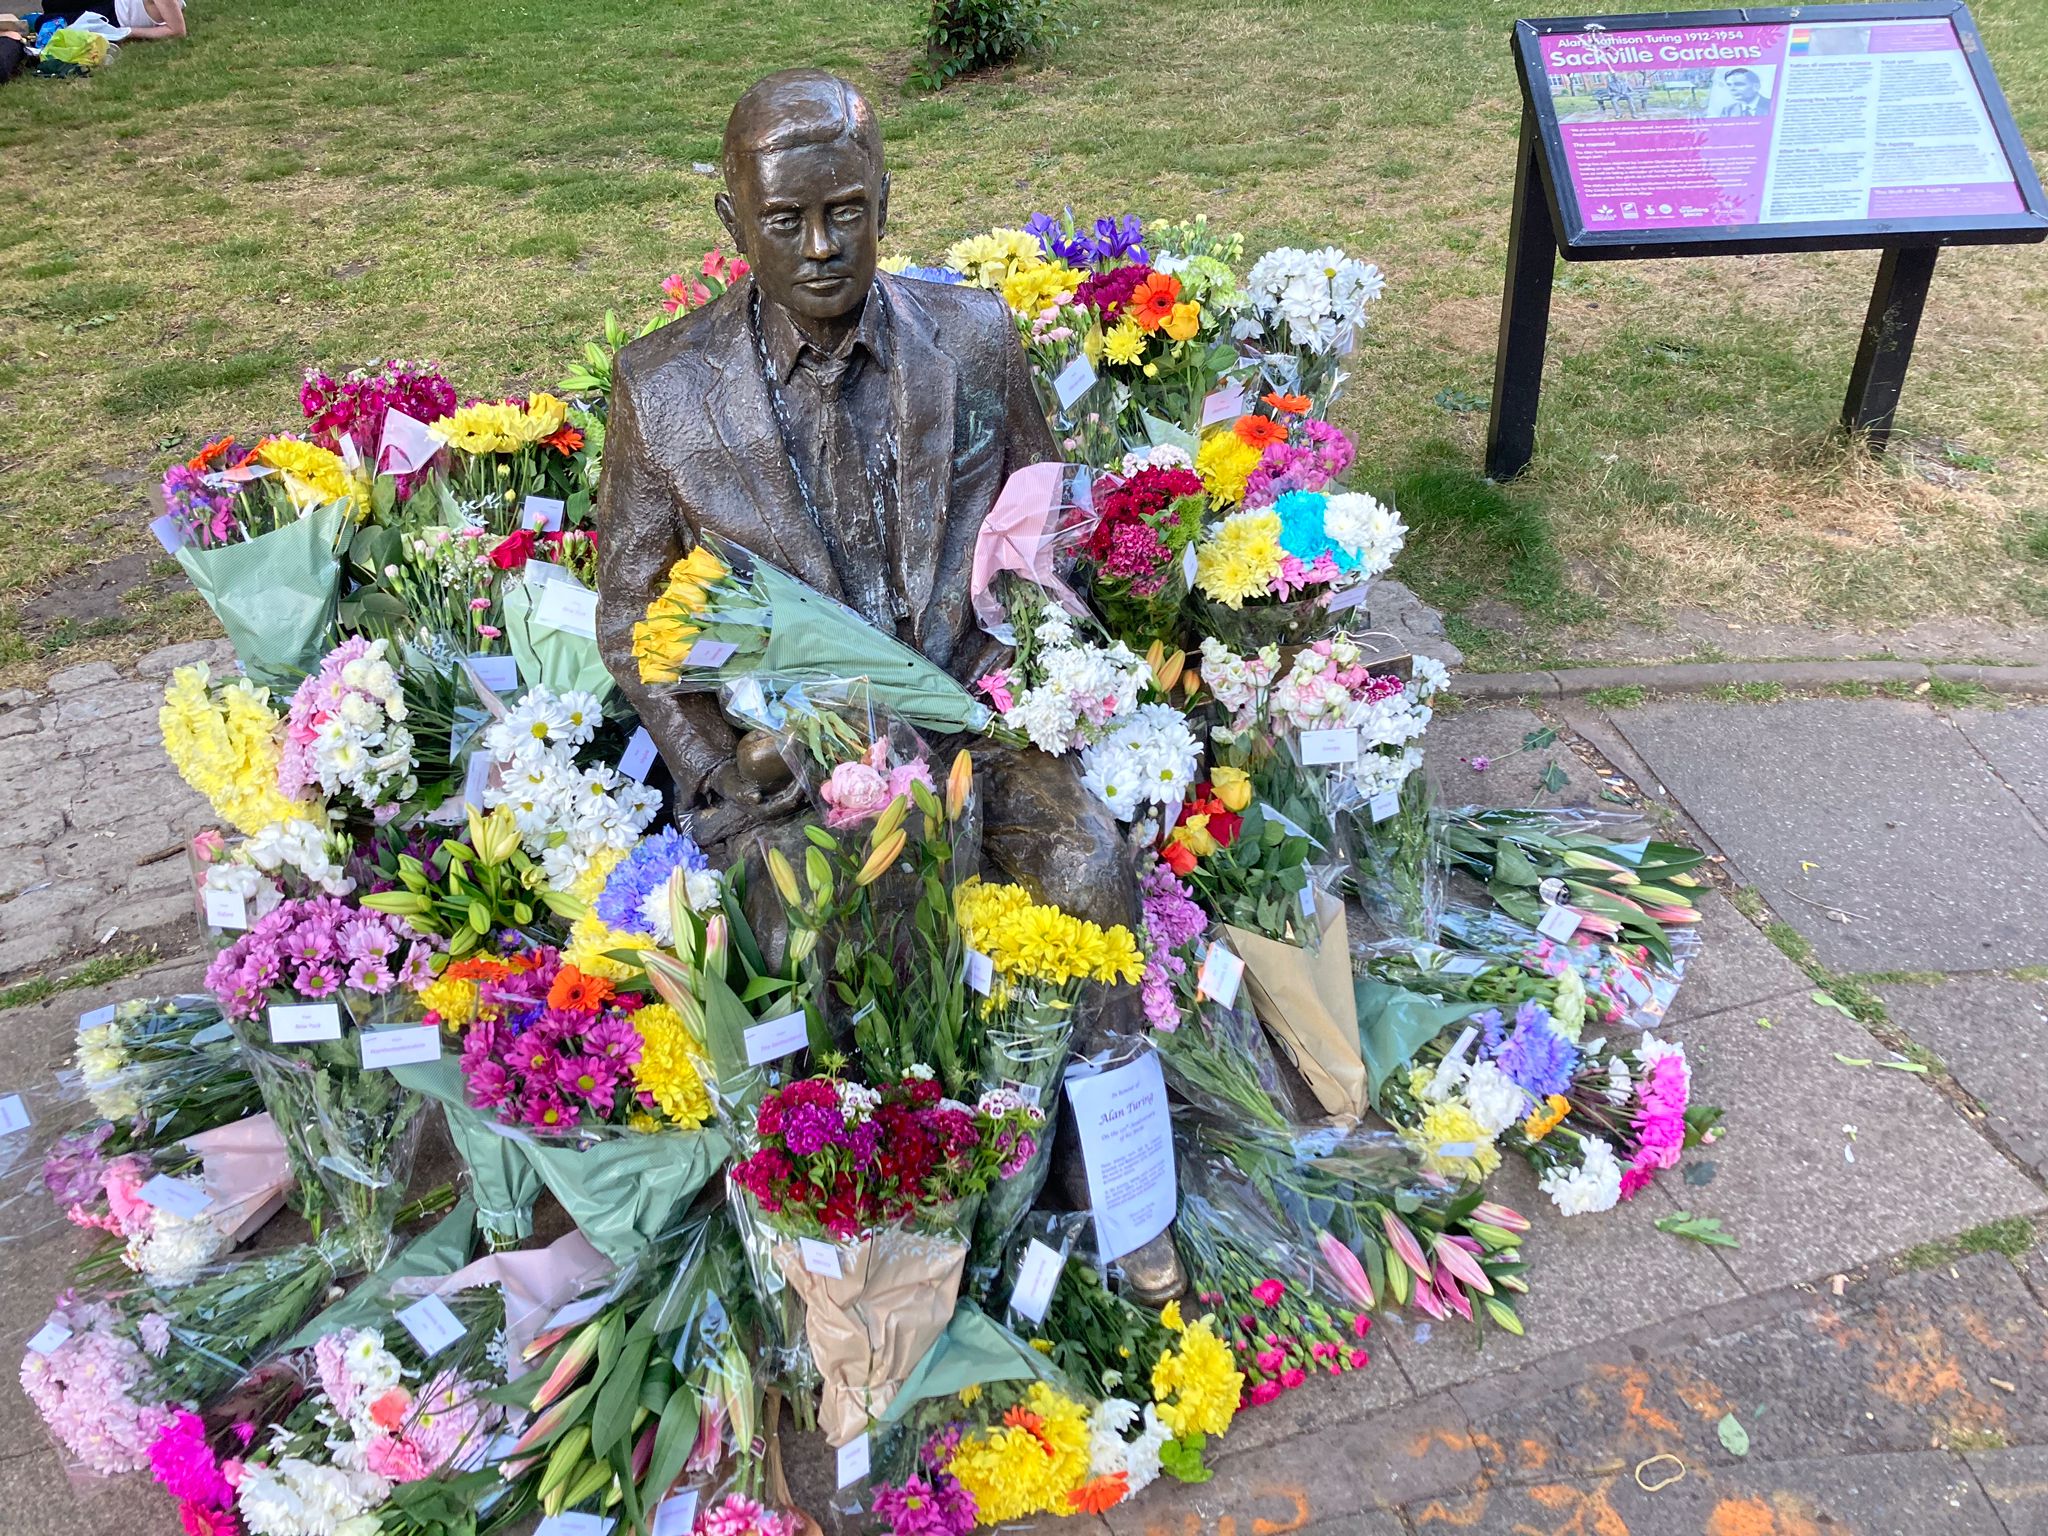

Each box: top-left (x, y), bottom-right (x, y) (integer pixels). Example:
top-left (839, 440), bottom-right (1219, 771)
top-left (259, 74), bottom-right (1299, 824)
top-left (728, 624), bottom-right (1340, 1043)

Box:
top-left (1120, 1227), bottom-right (1187, 1308)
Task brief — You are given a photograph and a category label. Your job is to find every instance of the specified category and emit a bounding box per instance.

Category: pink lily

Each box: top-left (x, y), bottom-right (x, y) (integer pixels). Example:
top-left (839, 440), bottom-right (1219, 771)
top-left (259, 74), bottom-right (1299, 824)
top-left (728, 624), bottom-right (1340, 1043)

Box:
top-left (1410, 1282), bottom-right (1448, 1321)
top-left (528, 1319), bottom-right (602, 1412)
top-left (1435, 1275), bottom-right (1474, 1322)
top-left (1431, 1239), bottom-right (1495, 1297)
top-left (1383, 1212), bottom-right (1433, 1283)
top-left (1317, 1231), bottom-right (1375, 1309)
top-left (1641, 904), bottom-right (1703, 924)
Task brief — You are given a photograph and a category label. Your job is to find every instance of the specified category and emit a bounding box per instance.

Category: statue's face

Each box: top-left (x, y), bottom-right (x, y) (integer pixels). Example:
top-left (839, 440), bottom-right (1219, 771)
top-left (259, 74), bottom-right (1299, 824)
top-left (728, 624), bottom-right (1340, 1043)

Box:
top-left (723, 137), bottom-right (888, 324)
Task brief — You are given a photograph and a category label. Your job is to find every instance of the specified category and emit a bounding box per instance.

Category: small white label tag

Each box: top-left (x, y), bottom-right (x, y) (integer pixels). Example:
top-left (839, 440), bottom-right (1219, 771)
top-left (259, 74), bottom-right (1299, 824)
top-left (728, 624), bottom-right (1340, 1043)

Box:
top-left (618, 728), bottom-right (658, 783)
top-left (1436, 1142), bottom-right (1478, 1160)
top-left (149, 512), bottom-right (187, 553)
top-left (522, 495), bottom-right (566, 533)
top-left (1181, 544), bottom-right (1201, 587)
top-left (25, 1319), bottom-right (71, 1355)
top-left (1298, 883), bottom-right (1318, 919)
top-left (1053, 354), bottom-right (1097, 409)
top-left (1299, 727), bottom-right (1359, 766)
top-left (1369, 789), bottom-right (1401, 823)
top-left (962, 949), bottom-right (994, 997)
top-left (798, 1238), bottom-right (844, 1278)
top-left (652, 1493), bottom-right (700, 1536)
top-left (1010, 1239), bottom-right (1065, 1325)
top-left (1445, 1025), bottom-right (1479, 1065)
top-left (1442, 954), bottom-right (1487, 977)
top-left (78, 1004), bottom-right (117, 1029)
top-left (534, 1515), bottom-right (613, 1536)
top-left (1537, 904), bottom-right (1581, 941)
top-left (522, 558), bottom-right (573, 586)
top-left (1618, 969), bottom-right (1652, 1005)
top-left (1325, 582), bottom-right (1371, 614)
top-left (138, 1174), bottom-right (215, 1219)
top-left (1017, 1082), bottom-right (1042, 1108)
top-left (1200, 380), bottom-right (1246, 427)
top-left (269, 1003), bottom-right (343, 1043)
top-left (684, 639), bottom-right (737, 668)
top-left (531, 579), bottom-right (599, 639)
top-left (397, 1294), bottom-right (466, 1357)
top-left (360, 1025), bottom-right (442, 1070)
top-left (836, 1431), bottom-right (871, 1488)
top-left (1196, 944), bottom-right (1245, 1009)
top-left (467, 654), bottom-right (519, 695)
top-left (743, 1010), bottom-right (808, 1067)
top-left (0, 1093), bottom-right (30, 1136)
top-left (203, 886), bottom-right (249, 931)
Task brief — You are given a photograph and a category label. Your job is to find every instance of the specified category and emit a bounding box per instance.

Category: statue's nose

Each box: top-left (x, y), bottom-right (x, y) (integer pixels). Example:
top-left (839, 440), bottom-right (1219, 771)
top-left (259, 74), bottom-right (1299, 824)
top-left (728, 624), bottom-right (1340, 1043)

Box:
top-left (803, 217), bottom-right (837, 262)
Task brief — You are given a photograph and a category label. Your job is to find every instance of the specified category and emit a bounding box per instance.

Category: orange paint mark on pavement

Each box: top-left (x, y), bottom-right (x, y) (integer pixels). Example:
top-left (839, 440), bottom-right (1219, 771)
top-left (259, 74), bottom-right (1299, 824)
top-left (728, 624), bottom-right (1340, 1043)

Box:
top-left (1523, 1477), bottom-right (1632, 1536)
top-left (1600, 1363), bottom-right (1682, 1439)
top-left (1705, 1494), bottom-right (1824, 1536)
top-left (1249, 1483), bottom-right (1312, 1534)
top-left (1139, 1485), bottom-right (1312, 1536)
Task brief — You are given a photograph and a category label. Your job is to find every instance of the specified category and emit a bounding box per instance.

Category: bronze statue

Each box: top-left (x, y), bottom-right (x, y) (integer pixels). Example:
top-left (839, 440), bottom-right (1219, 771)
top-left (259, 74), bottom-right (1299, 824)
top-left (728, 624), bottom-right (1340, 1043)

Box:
top-left (594, 69), bottom-right (1184, 1299)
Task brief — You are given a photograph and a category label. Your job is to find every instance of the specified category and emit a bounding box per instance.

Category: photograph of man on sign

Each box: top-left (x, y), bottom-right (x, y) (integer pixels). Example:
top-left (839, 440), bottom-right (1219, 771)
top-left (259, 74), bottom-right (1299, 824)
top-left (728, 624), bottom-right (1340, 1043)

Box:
top-left (1714, 66), bottom-right (1774, 117)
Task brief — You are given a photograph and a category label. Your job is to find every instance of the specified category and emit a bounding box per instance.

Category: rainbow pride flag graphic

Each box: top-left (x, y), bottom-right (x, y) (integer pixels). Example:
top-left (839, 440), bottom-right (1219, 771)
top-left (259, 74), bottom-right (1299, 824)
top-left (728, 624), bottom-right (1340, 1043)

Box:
top-left (1788, 26), bottom-right (1813, 55)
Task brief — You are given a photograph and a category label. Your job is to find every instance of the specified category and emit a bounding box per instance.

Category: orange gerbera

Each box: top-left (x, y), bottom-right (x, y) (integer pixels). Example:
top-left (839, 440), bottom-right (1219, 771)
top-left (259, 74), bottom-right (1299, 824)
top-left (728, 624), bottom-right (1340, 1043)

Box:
top-left (547, 965), bottom-right (615, 1012)
top-left (445, 956), bottom-right (515, 984)
top-left (540, 424), bottom-right (585, 455)
top-left (1068, 1473), bottom-right (1130, 1514)
top-left (1128, 272), bottom-right (1182, 332)
top-left (1002, 1405), bottom-right (1055, 1456)
top-left (1233, 414), bottom-right (1288, 450)
top-left (1261, 391), bottom-right (1312, 415)
top-left (187, 435), bottom-right (238, 473)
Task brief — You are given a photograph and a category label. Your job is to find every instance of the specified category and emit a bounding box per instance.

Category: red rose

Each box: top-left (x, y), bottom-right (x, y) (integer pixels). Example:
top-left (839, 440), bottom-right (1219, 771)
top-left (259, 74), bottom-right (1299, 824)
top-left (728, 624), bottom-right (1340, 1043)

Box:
top-left (1208, 808), bottom-right (1243, 848)
top-left (489, 530), bottom-right (536, 570)
top-left (1161, 842), bottom-right (1198, 876)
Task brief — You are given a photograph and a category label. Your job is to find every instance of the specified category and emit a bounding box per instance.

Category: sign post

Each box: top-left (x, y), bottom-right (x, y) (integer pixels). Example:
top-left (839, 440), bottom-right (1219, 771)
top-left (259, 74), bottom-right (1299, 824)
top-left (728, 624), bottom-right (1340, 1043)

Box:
top-left (1487, 2), bottom-right (2046, 480)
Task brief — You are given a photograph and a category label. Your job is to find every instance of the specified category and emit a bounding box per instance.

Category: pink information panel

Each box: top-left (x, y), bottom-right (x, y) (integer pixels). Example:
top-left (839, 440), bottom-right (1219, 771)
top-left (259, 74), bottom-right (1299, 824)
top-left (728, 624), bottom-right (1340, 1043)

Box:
top-left (1535, 16), bottom-right (2026, 232)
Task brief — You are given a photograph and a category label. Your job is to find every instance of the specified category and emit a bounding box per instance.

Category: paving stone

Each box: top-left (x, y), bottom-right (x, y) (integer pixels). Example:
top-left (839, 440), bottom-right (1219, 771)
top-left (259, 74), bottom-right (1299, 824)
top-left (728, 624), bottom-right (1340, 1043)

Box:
top-left (1612, 699), bottom-right (2048, 972)
top-left (47, 680), bottom-right (163, 727)
top-left (89, 888), bottom-right (202, 943)
top-left (1661, 991), bottom-right (2044, 1290)
top-left (45, 662), bottom-right (121, 694)
top-left (0, 711), bottom-right (40, 739)
top-left (1105, 1392), bottom-right (1481, 1535)
top-left (1403, 1450), bottom-right (1996, 1534)
top-left (1423, 705), bottom-right (1617, 811)
top-left (1193, 1339), bottom-right (1416, 1458)
top-left (0, 847), bottom-right (50, 898)
top-left (135, 639), bottom-right (232, 677)
top-left (1967, 1445), bottom-right (2048, 1532)
top-left (63, 773), bottom-right (208, 833)
top-left (1955, 704), bottom-right (2048, 825)
top-left (1381, 1158), bottom-right (1741, 1396)
top-left (1664, 888), bottom-right (1812, 1027)
top-left (0, 687), bottom-right (40, 709)
top-left (1878, 974), bottom-right (2048, 1179)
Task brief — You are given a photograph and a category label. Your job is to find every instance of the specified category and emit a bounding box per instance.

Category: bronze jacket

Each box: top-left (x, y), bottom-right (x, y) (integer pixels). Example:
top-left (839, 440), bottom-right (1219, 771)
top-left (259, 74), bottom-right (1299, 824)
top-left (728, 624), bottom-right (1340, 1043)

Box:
top-left (594, 271), bottom-right (1058, 797)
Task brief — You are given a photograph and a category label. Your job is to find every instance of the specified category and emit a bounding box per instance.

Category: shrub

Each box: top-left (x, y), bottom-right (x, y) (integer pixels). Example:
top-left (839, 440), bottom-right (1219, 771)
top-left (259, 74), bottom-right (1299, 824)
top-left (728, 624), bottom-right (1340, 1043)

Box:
top-left (915, 0), bottom-right (1066, 89)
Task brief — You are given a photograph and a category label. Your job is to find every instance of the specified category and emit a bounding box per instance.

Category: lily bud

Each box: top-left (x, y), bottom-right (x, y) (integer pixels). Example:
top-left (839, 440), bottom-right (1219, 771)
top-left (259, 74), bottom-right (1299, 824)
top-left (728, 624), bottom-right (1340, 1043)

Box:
top-left (1431, 1239), bottom-right (1495, 1296)
top-left (1154, 648), bottom-right (1186, 693)
top-left (805, 845), bottom-right (833, 904)
top-left (766, 846), bottom-right (801, 907)
top-left (946, 749), bottom-right (974, 821)
top-left (529, 1319), bottom-right (603, 1412)
top-left (703, 913), bottom-right (728, 969)
top-left (855, 828), bottom-right (906, 887)
top-left (1472, 1200), bottom-right (1532, 1233)
top-left (1316, 1230), bottom-right (1374, 1309)
top-left (1382, 1211), bottom-right (1432, 1282)
top-left (872, 793), bottom-right (910, 846)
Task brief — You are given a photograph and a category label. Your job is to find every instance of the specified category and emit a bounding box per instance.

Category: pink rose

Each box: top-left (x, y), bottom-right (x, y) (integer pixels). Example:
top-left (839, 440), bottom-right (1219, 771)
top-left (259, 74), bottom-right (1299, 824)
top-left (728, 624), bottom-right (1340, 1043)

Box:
top-left (820, 761), bottom-right (889, 828)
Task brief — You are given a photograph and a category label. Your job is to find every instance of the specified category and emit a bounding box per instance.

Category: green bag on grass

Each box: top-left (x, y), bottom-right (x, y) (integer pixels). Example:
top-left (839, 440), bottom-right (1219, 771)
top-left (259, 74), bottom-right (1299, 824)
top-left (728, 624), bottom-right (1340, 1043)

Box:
top-left (175, 502), bottom-right (347, 688)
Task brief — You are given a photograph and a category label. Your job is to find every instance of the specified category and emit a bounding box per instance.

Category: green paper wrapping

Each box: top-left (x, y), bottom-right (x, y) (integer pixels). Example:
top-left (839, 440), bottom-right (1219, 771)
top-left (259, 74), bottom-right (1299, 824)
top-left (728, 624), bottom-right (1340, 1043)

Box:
top-left (398, 1056), bottom-right (729, 1266)
top-left (175, 502), bottom-right (347, 687)
top-left (1354, 976), bottom-right (1488, 1106)
top-left (877, 1303), bottom-right (1059, 1423)
top-left (502, 576), bottom-right (617, 705)
top-left (282, 1197), bottom-right (478, 1349)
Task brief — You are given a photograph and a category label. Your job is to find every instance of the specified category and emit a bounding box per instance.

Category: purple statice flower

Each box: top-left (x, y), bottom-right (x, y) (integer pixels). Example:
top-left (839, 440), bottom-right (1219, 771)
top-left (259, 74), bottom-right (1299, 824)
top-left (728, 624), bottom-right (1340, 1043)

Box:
top-left (160, 464), bottom-right (238, 549)
top-left (43, 1123), bottom-right (114, 1206)
top-left (1490, 1005), bottom-right (1578, 1099)
top-left (595, 828), bottom-right (711, 937)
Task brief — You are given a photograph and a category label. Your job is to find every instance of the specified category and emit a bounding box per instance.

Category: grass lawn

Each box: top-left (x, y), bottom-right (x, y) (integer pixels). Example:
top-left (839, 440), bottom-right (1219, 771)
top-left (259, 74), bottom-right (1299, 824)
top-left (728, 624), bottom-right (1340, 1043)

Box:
top-left (3, 0), bottom-right (2046, 678)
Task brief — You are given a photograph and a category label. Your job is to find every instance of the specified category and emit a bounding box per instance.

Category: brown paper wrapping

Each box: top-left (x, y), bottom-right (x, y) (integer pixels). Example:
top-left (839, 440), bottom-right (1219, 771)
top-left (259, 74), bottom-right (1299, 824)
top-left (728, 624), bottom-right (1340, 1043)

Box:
top-left (775, 1227), bottom-right (966, 1446)
top-left (1225, 889), bottom-right (1366, 1120)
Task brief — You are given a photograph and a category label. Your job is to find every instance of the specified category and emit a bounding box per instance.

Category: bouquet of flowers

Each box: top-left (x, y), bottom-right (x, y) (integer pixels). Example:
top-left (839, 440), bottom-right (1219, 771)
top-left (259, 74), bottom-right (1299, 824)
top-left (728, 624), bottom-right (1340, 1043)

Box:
top-left (159, 435), bottom-right (356, 686)
top-left (732, 1068), bottom-right (1039, 1443)
top-left (1070, 455), bottom-right (1207, 649)
top-left (1432, 900), bottom-right (1690, 1030)
top-left (953, 876), bottom-right (1142, 1289)
top-left (632, 535), bottom-right (998, 738)
top-left (1191, 479), bottom-right (1405, 649)
top-left (299, 358), bottom-right (457, 501)
top-left (278, 636), bottom-right (420, 822)
top-left (561, 824), bottom-right (725, 983)
top-left (427, 391), bottom-right (588, 530)
top-left (206, 897), bottom-right (438, 1270)
top-left (1240, 245), bottom-right (1386, 410)
top-left (60, 994), bottom-right (264, 1154)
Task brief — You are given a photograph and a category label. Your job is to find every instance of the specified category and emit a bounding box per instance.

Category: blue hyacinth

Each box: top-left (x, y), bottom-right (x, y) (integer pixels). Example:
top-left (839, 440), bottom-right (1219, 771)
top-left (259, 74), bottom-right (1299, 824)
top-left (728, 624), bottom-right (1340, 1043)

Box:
top-left (596, 828), bottom-right (710, 935)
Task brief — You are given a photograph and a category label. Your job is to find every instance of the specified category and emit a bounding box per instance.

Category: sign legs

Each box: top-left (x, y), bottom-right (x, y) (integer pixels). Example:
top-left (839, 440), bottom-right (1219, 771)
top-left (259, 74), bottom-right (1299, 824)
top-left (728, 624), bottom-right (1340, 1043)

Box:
top-left (1841, 244), bottom-right (1939, 453)
top-left (1485, 106), bottom-right (1558, 482)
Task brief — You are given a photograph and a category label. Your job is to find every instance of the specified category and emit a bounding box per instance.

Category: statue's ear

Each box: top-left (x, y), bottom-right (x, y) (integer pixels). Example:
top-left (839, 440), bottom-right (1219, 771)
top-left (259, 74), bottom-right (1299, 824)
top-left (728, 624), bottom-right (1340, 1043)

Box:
top-left (714, 191), bottom-right (743, 254)
top-left (876, 172), bottom-right (891, 241)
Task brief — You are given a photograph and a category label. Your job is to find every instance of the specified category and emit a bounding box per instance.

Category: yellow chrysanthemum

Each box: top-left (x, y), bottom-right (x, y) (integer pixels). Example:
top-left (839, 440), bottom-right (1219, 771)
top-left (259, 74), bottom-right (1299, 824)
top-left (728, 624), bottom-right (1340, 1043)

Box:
top-left (159, 664), bottom-right (312, 835)
top-left (1101, 319), bottom-right (1146, 368)
top-left (418, 973), bottom-right (480, 1030)
top-left (955, 879), bottom-right (1144, 989)
top-left (1524, 1093), bottom-right (1570, 1142)
top-left (1194, 509), bottom-right (1284, 608)
top-left (1405, 1100), bottom-right (1502, 1179)
top-left (1160, 1300), bottom-right (1184, 1334)
top-left (430, 393), bottom-right (569, 456)
top-left (1001, 261), bottom-right (1081, 317)
top-left (566, 845), bottom-right (625, 907)
top-left (631, 1002), bottom-right (712, 1128)
top-left (945, 1382), bottom-right (1093, 1523)
top-left (254, 436), bottom-right (356, 512)
top-left (944, 228), bottom-right (1044, 290)
top-left (563, 909), bottom-right (654, 982)
top-left (1195, 429), bottom-right (1264, 509)
top-left (1150, 1313), bottom-right (1242, 1439)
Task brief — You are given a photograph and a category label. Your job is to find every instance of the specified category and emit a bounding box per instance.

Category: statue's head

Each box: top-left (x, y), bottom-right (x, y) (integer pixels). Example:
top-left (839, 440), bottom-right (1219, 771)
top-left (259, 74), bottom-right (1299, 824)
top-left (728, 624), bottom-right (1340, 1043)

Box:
top-left (717, 70), bottom-right (890, 326)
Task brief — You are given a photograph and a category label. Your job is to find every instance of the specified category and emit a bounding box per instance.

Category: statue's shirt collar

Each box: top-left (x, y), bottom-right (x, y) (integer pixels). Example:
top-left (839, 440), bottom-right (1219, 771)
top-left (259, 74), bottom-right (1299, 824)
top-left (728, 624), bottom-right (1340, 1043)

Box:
top-left (754, 282), bottom-right (893, 385)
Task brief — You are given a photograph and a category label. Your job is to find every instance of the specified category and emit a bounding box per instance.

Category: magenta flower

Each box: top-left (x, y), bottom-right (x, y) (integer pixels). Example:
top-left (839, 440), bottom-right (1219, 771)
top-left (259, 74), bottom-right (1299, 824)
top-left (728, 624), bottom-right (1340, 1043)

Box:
top-left (1251, 1278), bottom-right (1286, 1308)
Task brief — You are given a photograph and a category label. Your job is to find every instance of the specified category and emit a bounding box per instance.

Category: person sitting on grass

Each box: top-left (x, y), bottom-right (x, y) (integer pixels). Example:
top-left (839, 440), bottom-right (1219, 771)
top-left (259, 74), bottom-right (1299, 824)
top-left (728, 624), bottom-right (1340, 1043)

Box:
top-left (5, 0), bottom-right (186, 41)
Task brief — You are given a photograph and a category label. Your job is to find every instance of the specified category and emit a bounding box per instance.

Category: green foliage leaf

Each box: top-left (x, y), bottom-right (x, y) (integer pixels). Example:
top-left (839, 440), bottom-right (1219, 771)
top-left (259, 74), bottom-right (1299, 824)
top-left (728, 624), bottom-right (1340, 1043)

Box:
top-left (1717, 1412), bottom-right (1750, 1457)
top-left (1656, 1211), bottom-right (1740, 1249)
